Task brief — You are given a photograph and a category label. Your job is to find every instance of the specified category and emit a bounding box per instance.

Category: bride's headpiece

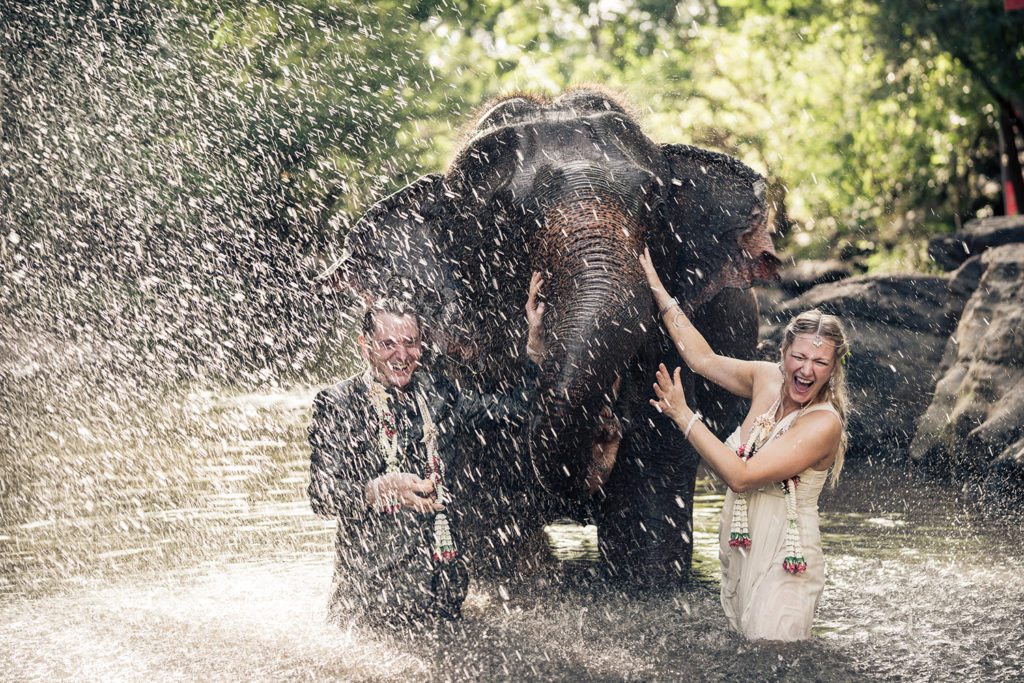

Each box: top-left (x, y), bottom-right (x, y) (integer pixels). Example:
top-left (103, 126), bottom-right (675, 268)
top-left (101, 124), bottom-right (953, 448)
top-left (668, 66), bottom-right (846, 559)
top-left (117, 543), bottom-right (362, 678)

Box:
top-left (812, 312), bottom-right (825, 348)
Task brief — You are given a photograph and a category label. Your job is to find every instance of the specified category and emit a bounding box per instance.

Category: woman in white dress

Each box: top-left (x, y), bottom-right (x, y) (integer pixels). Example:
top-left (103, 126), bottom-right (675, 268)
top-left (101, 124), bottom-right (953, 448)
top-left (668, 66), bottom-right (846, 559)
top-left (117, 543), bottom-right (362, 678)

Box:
top-left (640, 248), bottom-right (850, 642)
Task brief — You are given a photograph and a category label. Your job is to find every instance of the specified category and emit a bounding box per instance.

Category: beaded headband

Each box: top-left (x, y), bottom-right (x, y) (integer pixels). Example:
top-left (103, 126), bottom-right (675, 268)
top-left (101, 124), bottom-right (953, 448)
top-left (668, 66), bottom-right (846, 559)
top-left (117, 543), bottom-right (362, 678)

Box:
top-left (812, 313), bottom-right (825, 348)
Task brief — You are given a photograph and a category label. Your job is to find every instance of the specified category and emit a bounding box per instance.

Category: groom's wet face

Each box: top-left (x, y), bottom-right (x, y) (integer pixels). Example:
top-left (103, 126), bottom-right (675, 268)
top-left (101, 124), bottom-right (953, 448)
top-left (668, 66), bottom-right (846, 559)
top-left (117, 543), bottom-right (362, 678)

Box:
top-left (360, 313), bottom-right (422, 389)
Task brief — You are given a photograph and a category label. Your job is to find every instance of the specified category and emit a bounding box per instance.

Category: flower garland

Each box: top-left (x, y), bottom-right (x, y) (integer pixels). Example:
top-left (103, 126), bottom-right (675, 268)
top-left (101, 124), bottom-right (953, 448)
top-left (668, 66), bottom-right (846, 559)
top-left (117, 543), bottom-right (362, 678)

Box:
top-left (366, 376), bottom-right (458, 564)
top-left (367, 378), bottom-right (402, 514)
top-left (728, 402), bottom-right (778, 549)
top-left (414, 391), bottom-right (458, 563)
top-left (781, 476), bottom-right (806, 574)
top-left (728, 399), bottom-right (807, 575)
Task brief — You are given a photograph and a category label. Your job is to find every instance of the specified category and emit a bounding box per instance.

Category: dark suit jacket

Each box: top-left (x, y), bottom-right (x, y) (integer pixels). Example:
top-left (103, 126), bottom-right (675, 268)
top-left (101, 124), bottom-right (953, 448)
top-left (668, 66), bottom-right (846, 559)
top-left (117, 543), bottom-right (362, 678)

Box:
top-left (307, 364), bottom-right (537, 615)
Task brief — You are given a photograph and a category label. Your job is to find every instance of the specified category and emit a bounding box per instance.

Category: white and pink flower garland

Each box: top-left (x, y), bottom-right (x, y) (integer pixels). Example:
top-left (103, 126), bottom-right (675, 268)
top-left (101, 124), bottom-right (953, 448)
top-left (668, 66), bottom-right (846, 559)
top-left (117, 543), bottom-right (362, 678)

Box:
top-left (728, 399), bottom-right (806, 575)
top-left (367, 377), bottom-right (458, 563)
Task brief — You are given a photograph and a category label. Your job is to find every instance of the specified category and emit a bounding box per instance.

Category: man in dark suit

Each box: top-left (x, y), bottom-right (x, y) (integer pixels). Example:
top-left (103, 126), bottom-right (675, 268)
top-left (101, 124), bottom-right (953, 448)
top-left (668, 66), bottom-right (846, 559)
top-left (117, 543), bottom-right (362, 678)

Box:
top-left (308, 274), bottom-right (545, 633)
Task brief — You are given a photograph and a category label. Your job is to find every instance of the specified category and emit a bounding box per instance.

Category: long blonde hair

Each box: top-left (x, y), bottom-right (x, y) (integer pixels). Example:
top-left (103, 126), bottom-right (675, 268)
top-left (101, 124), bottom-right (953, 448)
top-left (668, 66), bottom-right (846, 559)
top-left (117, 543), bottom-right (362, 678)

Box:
top-left (780, 309), bottom-right (851, 485)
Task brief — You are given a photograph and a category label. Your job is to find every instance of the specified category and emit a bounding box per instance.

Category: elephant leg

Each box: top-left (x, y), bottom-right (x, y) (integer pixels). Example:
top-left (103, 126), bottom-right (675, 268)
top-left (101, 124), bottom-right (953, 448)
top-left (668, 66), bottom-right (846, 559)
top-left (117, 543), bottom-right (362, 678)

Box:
top-left (598, 424), bottom-right (697, 584)
top-left (596, 357), bottom-right (698, 585)
top-left (451, 429), bottom-right (569, 581)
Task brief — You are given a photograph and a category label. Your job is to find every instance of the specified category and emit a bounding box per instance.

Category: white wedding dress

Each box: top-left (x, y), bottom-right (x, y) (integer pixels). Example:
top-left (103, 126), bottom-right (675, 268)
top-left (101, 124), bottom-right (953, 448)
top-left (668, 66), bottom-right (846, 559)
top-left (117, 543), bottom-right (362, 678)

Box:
top-left (718, 403), bottom-right (838, 641)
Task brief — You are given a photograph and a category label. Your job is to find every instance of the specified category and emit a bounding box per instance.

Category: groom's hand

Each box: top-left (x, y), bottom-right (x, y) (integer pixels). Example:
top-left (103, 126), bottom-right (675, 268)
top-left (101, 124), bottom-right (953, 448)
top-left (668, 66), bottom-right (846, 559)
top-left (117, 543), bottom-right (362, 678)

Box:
top-left (366, 472), bottom-right (445, 513)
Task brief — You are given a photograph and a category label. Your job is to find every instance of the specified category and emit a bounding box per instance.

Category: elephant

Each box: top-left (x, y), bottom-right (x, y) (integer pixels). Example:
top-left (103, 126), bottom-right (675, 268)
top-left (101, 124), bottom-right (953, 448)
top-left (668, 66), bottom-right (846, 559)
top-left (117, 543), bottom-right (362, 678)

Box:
top-left (328, 87), bottom-right (778, 585)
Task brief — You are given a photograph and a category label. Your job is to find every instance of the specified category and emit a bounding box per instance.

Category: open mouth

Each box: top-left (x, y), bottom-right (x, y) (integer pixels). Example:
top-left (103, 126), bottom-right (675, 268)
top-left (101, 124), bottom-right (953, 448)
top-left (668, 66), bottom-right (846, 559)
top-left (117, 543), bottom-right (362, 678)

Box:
top-left (792, 375), bottom-right (815, 395)
top-left (388, 362), bottom-right (415, 380)
top-left (689, 245), bottom-right (781, 314)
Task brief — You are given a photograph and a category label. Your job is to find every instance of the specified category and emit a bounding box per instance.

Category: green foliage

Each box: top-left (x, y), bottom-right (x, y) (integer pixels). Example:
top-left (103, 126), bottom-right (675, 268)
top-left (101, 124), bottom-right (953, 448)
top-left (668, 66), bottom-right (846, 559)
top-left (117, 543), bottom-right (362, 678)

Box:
top-left (0, 0), bottom-right (441, 386)
top-left (869, 0), bottom-right (1024, 108)
top-left (9, 0), bottom-right (1014, 270)
top-left (175, 0), bottom-right (440, 249)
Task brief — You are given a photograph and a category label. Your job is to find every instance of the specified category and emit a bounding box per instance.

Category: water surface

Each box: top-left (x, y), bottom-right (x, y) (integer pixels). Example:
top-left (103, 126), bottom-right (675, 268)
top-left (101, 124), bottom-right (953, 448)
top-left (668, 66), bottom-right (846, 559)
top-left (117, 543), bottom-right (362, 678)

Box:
top-left (2, 387), bottom-right (1021, 681)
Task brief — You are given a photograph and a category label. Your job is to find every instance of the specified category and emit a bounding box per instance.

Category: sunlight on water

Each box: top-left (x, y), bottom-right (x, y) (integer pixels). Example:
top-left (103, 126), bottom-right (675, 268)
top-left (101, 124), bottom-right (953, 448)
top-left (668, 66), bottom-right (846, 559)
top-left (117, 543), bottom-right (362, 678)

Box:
top-left (2, 387), bottom-right (1023, 680)
top-left (544, 522), bottom-right (600, 563)
top-left (0, 562), bottom-right (430, 681)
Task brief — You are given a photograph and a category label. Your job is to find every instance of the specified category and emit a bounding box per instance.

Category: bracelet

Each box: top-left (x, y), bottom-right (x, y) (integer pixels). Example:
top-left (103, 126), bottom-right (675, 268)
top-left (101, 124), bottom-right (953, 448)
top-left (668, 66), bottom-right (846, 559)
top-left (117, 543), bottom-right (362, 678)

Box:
top-left (683, 411), bottom-right (702, 439)
top-left (658, 297), bottom-right (680, 316)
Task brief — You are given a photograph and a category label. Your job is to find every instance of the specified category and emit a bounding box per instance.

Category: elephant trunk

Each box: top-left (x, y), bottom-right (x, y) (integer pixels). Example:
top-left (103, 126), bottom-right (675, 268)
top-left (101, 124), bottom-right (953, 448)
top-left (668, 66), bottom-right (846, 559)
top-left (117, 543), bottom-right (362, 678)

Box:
top-left (528, 198), bottom-right (650, 494)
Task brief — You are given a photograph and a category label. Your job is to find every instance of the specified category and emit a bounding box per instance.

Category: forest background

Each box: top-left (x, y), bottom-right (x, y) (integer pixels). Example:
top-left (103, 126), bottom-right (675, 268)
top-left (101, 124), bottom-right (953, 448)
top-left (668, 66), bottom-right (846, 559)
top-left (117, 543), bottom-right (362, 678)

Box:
top-left (2, 0), bottom-right (1022, 393)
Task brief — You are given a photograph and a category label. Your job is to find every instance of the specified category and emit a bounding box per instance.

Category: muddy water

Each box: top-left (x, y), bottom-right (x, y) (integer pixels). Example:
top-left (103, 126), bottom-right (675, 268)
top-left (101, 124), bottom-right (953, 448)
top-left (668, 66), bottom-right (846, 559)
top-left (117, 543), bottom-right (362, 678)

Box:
top-left (1, 388), bottom-right (1021, 681)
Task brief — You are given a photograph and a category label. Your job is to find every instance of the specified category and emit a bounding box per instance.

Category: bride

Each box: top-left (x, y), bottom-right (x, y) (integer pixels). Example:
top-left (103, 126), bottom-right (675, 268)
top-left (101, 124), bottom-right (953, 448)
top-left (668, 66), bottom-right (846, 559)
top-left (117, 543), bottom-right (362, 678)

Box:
top-left (640, 248), bottom-right (851, 641)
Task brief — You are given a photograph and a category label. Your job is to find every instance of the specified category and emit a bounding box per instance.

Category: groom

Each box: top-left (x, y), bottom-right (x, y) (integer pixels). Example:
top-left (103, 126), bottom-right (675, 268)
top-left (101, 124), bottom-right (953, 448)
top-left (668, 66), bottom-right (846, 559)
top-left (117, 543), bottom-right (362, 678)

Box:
top-left (308, 275), bottom-right (546, 632)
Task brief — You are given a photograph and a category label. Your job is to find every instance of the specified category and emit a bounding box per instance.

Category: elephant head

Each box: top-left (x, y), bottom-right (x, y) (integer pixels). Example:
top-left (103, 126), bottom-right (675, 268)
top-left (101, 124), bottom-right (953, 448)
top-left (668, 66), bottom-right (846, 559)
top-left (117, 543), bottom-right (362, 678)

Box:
top-left (330, 87), bottom-right (777, 579)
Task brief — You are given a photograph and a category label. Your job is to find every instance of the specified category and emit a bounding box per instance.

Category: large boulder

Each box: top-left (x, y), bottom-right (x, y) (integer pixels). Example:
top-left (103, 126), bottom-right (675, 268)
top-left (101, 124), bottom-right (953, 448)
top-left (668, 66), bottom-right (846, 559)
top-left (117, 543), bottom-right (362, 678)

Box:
top-left (759, 273), bottom-right (972, 459)
top-left (909, 244), bottom-right (1024, 510)
top-left (928, 215), bottom-right (1024, 271)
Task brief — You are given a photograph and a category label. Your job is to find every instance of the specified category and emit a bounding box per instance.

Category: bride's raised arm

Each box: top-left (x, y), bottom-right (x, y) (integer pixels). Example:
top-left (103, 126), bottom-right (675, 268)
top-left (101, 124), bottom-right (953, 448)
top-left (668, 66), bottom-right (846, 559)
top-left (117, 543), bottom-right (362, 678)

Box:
top-left (639, 247), bottom-right (771, 399)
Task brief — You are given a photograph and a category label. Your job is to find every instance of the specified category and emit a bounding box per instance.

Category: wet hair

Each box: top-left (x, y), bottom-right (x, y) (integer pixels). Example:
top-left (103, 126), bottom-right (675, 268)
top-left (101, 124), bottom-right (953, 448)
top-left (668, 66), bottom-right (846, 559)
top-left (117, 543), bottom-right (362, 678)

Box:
top-left (780, 309), bottom-right (851, 485)
top-left (361, 297), bottom-right (421, 336)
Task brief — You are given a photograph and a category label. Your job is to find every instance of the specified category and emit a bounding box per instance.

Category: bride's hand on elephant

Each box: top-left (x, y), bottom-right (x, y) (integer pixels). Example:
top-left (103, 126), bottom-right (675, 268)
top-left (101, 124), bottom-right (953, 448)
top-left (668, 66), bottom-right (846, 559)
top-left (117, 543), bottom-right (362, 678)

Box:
top-left (639, 247), bottom-right (672, 308)
top-left (649, 363), bottom-right (689, 421)
top-left (526, 271), bottom-right (546, 362)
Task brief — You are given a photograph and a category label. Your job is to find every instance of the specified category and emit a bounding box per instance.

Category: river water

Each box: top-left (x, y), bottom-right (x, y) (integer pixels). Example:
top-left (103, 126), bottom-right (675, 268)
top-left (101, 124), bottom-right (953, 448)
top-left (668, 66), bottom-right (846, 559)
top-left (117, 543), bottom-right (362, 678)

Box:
top-left (2, 387), bottom-right (1021, 681)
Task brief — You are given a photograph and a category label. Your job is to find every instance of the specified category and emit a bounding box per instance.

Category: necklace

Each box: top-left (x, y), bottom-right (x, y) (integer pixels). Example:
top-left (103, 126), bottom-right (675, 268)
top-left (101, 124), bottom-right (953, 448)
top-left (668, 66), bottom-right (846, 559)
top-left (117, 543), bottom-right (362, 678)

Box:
top-left (728, 399), bottom-right (779, 550)
top-left (367, 377), bottom-right (402, 514)
top-left (365, 374), bottom-right (458, 563)
top-left (415, 391), bottom-right (457, 563)
top-left (727, 398), bottom-right (807, 575)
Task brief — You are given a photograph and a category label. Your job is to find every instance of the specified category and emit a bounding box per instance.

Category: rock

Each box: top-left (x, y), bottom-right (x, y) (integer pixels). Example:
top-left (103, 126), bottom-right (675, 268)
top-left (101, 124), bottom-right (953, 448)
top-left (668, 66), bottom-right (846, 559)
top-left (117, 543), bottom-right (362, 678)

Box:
top-left (776, 259), bottom-right (854, 296)
top-left (759, 273), bottom-right (972, 459)
top-left (910, 245), bottom-right (1024, 498)
top-left (927, 215), bottom-right (1024, 271)
top-left (973, 437), bottom-right (1024, 516)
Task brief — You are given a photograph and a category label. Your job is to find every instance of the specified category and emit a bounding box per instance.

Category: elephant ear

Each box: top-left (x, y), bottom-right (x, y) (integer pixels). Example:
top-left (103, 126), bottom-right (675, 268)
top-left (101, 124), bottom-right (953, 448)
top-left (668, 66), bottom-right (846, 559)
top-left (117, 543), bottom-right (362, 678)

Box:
top-left (321, 174), bottom-right (479, 358)
top-left (658, 144), bottom-right (779, 312)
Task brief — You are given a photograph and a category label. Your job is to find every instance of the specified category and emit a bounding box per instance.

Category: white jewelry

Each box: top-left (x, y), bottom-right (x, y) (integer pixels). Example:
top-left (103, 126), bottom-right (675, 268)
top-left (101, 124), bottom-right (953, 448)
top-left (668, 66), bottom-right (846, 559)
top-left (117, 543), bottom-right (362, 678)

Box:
top-left (683, 411), bottom-right (702, 439)
top-left (415, 391), bottom-right (458, 563)
top-left (812, 312), bottom-right (825, 347)
top-left (658, 297), bottom-right (680, 316)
